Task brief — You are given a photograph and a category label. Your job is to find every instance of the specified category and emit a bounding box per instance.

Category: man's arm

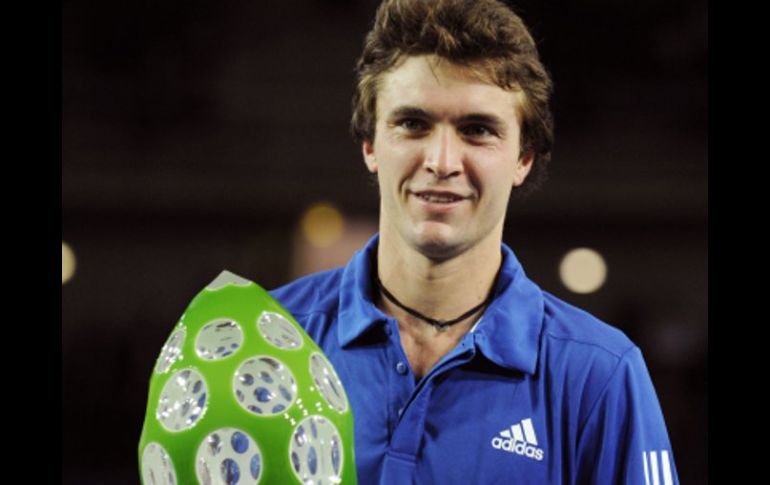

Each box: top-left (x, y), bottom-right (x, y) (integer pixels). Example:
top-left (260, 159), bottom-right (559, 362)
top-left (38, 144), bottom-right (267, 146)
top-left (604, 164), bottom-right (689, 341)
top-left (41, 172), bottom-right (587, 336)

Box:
top-left (576, 346), bottom-right (679, 485)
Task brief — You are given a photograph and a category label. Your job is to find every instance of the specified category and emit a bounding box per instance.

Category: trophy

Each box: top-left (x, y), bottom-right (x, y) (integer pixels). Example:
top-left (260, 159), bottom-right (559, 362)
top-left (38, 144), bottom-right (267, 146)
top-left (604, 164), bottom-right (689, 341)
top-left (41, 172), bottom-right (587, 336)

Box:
top-left (138, 271), bottom-right (357, 484)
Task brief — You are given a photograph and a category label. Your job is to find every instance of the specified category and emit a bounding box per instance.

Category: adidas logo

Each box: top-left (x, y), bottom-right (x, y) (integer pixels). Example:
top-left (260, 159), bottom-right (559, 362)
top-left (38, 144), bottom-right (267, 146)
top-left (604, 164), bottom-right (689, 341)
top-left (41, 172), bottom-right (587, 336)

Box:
top-left (643, 450), bottom-right (674, 485)
top-left (491, 418), bottom-right (545, 461)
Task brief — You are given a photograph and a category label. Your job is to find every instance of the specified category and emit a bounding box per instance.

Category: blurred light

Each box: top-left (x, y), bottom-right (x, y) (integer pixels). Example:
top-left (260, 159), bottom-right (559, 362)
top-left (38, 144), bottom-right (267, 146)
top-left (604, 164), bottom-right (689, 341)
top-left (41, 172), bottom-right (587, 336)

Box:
top-left (300, 202), bottom-right (345, 248)
top-left (559, 247), bottom-right (607, 294)
top-left (291, 218), bottom-right (378, 279)
top-left (62, 241), bottom-right (76, 284)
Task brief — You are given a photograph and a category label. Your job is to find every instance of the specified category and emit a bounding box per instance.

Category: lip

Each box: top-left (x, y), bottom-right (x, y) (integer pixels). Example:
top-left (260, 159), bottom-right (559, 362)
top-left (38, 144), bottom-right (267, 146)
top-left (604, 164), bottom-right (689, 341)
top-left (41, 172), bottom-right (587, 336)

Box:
top-left (414, 189), bottom-right (468, 199)
top-left (410, 190), bottom-right (469, 213)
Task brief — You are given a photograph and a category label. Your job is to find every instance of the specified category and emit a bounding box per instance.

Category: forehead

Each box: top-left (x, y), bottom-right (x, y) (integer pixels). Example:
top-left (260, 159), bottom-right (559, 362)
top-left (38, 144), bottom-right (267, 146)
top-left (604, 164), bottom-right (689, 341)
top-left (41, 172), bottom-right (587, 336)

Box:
top-left (376, 55), bottom-right (524, 121)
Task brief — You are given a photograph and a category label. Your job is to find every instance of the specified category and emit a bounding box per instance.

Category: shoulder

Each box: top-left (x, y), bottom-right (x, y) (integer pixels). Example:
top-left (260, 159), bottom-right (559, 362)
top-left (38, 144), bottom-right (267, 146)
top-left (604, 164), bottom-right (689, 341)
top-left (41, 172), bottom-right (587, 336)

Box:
top-left (536, 291), bottom-right (652, 412)
top-left (540, 290), bottom-right (636, 359)
top-left (269, 267), bottom-right (345, 318)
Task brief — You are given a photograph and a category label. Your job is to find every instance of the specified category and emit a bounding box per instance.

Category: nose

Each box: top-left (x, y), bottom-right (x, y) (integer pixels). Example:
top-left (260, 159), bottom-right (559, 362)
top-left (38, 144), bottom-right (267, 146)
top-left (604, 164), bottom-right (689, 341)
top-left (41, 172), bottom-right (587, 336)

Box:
top-left (423, 126), bottom-right (463, 179)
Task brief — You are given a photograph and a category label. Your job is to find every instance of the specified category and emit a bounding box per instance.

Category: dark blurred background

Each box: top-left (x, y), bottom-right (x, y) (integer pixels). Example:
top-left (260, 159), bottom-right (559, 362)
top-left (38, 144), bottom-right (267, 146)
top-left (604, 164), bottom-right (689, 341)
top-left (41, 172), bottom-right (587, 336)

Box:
top-left (62, 0), bottom-right (707, 483)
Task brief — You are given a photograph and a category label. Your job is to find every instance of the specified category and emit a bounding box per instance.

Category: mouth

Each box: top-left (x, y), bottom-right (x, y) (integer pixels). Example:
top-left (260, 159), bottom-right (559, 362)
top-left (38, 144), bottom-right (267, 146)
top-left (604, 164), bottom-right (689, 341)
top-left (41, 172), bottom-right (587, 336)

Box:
top-left (413, 191), bottom-right (467, 204)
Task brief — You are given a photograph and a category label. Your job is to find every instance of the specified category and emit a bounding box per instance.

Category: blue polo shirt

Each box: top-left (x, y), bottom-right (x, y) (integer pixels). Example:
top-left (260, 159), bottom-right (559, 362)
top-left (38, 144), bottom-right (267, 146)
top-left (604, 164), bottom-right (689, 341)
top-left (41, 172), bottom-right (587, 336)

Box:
top-left (270, 235), bottom-right (678, 484)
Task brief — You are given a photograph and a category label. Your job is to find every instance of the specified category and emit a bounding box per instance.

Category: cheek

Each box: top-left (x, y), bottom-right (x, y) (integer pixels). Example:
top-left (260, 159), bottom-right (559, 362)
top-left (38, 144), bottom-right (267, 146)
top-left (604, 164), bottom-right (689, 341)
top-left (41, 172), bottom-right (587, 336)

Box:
top-left (472, 162), bottom-right (517, 201)
top-left (380, 134), bottom-right (418, 162)
top-left (377, 143), bottom-right (421, 180)
top-left (466, 152), bottom-right (509, 191)
top-left (374, 163), bottom-right (403, 199)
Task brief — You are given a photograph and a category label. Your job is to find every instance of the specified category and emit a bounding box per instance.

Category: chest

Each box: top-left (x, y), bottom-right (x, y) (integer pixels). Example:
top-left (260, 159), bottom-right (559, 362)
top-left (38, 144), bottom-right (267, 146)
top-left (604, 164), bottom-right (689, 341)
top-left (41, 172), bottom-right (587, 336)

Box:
top-left (398, 325), bottom-right (465, 380)
top-left (336, 346), bottom-right (571, 485)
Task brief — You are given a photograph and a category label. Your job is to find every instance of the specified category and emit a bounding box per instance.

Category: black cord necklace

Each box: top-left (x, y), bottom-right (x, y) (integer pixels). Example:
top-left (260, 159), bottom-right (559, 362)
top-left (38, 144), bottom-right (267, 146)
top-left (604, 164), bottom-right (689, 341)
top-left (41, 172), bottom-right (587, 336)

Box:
top-left (376, 276), bottom-right (493, 332)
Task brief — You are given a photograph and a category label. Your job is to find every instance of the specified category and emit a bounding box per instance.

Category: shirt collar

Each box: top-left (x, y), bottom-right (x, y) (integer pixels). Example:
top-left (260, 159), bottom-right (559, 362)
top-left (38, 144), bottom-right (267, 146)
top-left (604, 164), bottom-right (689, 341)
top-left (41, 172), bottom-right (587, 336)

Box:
top-left (471, 243), bottom-right (544, 375)
top-left (337, 234), bottom-right (544, 375)
top-left (337, 234), bottom-right (389, 347)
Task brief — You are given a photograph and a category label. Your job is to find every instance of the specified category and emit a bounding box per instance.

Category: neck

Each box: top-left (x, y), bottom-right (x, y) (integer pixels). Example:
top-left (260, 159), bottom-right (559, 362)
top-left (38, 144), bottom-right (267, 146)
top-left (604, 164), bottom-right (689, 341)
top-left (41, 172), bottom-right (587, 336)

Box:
top-left (376, 230), bottom-right (502, 330)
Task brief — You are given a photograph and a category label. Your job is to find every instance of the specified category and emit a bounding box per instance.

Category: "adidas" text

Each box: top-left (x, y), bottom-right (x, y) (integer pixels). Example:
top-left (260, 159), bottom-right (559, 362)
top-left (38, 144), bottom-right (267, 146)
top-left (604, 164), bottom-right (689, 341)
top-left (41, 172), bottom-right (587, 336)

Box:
top-left (491, 437), bottom-right (545, 461)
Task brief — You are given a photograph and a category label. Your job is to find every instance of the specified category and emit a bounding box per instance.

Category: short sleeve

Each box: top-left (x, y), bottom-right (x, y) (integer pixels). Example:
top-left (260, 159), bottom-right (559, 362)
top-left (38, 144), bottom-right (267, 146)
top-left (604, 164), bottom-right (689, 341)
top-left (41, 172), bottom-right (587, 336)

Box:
top-left (575, 346), bottom-right (679, 485)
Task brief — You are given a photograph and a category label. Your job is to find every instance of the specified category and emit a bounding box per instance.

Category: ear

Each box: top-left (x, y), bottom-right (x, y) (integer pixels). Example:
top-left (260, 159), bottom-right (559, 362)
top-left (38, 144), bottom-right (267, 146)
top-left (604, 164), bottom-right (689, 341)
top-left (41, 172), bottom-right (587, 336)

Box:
top-left (362, 140), bottom-right (377, 173)
top-left (513, 151), bottom-right (535, 186)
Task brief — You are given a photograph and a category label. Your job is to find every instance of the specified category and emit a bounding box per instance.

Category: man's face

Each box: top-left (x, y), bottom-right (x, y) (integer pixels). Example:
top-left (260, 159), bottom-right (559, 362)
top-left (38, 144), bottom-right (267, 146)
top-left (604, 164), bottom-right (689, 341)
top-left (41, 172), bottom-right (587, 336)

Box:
top-left (363, 55), bottom-right (533, 260)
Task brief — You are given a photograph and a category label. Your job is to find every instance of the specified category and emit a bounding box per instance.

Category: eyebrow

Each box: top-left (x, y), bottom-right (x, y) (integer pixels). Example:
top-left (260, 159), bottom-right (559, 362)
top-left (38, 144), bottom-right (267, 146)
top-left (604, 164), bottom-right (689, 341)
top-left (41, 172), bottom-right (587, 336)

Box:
top-left (388, 106), bottom-right (432, 121)
top-left (387, 105), bottom-right (508, 133)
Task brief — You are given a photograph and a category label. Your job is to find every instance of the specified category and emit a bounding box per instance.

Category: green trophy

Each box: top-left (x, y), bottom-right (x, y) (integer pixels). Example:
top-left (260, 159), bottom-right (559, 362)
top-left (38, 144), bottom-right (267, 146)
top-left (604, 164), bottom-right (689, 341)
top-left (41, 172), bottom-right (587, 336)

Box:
top-left (138, 271), bottom-right (357, 484)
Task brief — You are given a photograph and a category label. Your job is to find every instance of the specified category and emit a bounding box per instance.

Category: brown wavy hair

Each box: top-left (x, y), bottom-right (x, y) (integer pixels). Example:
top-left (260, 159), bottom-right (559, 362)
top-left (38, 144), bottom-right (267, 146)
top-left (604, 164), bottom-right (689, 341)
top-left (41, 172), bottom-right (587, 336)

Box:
top-left (351, 0), bottom-right (554, 195)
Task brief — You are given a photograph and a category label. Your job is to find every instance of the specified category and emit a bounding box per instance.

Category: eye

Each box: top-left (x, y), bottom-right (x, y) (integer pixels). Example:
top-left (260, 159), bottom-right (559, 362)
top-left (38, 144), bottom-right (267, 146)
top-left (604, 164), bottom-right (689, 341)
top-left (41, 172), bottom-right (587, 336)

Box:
top-left (461, 124), bottom-right (496, 138)
top-left (398, 118), bottom-right (429, 132)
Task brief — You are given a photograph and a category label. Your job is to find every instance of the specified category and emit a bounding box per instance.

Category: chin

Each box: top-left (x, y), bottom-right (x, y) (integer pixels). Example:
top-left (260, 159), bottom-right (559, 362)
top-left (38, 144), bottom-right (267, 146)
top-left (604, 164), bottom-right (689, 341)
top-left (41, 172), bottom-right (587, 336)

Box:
top-left (411, 228), bottom-right (466, 262)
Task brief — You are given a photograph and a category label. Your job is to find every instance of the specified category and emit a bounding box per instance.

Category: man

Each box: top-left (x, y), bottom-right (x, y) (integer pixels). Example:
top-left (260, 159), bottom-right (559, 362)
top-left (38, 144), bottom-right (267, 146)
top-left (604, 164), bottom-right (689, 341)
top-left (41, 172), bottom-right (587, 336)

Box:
top-left (272, 0), bottom-right (679, 483)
